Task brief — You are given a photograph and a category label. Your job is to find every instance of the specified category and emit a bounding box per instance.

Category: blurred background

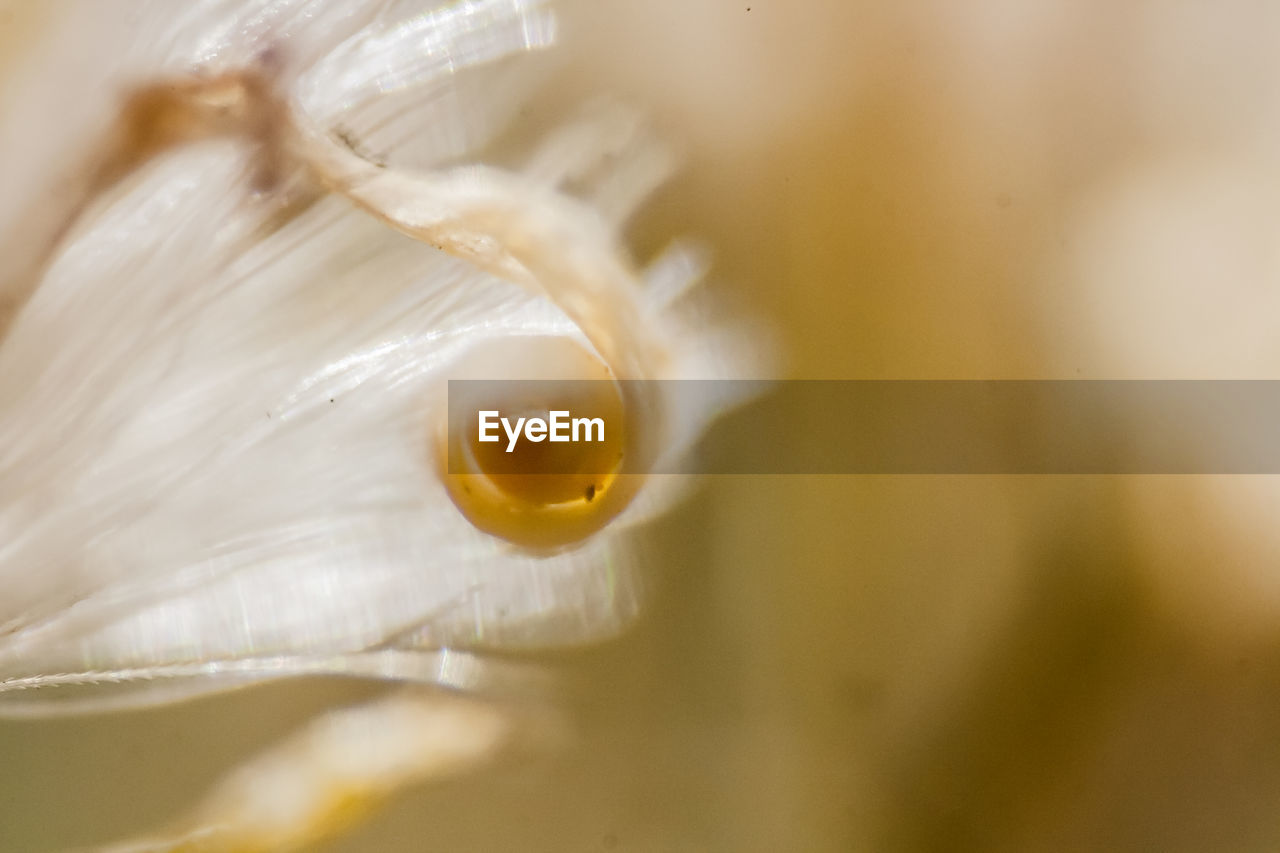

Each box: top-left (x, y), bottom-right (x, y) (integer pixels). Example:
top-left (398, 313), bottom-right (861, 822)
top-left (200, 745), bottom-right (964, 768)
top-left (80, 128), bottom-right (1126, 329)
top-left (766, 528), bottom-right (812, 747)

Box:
top-left (6, 1), bottom-right (1280, 850)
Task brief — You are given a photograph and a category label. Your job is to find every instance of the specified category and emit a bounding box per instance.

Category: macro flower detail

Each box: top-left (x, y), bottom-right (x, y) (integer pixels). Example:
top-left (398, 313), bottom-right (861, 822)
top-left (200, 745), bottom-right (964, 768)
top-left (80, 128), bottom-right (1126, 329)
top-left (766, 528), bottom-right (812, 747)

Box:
top-left (0, 2), bottom-right (749, 848)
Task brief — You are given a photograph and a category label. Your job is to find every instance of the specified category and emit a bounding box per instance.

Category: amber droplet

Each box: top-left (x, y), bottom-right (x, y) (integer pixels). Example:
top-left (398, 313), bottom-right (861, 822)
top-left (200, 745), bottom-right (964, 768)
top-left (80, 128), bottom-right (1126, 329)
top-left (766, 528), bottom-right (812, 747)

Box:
top-left (466, 377), bottom-right (624, 503)
top-left (438, 337), bottom-right (643, 549)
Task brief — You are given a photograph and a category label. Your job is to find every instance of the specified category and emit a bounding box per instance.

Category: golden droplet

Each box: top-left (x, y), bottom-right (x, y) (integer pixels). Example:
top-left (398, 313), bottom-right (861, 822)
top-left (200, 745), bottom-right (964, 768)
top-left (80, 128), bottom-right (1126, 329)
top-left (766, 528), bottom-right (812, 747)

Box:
top-left (438, 336), bottom-right (643, 549)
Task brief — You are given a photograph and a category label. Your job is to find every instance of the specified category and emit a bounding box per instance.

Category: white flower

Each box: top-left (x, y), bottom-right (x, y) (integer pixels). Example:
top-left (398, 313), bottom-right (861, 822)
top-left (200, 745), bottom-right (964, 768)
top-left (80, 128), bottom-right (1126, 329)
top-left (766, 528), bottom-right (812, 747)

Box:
top-left (0, 0), bottom-right (750, 715)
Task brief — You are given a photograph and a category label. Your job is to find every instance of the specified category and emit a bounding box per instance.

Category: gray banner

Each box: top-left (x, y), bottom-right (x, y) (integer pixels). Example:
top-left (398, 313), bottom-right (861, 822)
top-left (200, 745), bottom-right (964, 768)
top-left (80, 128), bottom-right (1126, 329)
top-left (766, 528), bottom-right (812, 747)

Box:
top-left (448, 380), bottom-right (1280, 474)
